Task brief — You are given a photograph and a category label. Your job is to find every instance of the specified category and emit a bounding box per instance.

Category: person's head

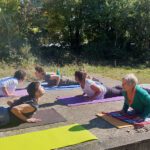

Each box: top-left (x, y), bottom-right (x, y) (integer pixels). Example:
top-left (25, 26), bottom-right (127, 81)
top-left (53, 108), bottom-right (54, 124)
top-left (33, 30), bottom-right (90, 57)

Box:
top-left (122, 74), bottom-right (138, 91)
top-left (35, 66), bottom-right (46, 79)
top-left (74, 71), bottom-right (87, 83)
top-left (27, 82), bottom-right (45, 99)
top-left (14, 70), bottom-right (26, 83)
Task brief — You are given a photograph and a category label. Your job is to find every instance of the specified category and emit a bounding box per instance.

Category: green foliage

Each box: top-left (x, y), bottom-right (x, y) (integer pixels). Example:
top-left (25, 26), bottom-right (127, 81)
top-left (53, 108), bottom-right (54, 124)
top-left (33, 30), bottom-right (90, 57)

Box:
top-left (0, 0), bottom-right (150, 65)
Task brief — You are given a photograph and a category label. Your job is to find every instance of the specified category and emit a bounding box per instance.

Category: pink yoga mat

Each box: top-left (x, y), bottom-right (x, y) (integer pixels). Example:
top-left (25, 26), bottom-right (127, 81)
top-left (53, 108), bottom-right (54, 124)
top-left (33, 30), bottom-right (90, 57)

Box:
top-left (0, 89), bottom-right (28, 98)
top-left (14, 89), bottom-right (28, 96)
top-left (57, 96), bottom-right (124, 106)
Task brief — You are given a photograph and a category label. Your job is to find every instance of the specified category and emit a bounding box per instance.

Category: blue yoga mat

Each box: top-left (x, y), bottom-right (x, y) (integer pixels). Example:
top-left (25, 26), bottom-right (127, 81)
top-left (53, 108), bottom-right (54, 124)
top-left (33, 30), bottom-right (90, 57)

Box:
top-left (41, 83), bottom-right (80, 91)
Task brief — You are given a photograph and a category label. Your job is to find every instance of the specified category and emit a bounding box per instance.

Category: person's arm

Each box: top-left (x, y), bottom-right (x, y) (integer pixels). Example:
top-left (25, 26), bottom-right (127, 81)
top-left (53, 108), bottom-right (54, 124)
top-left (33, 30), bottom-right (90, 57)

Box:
top-left (50, 75), bottom-right (60, 86)
top-left (1, 78), bottom-right (18, 96)
top-left (2, 87), bottom-right (15, 96)
top-left (82, 92), bottom-right (86, 96)
top-left (7, 99), bottom-right (18, 106)
top-left (10, 104), bottom-right (41, 123)
top-left (122, 101), bottom-right (129, 113)
top-left (120, 92), bottom-right (129, 113)
top-left (76, 92), bottom-right (86, 97)
top-left (88, 85), bottom-right (101, 100)
top-left (138, 91), bottom-right (150, 119)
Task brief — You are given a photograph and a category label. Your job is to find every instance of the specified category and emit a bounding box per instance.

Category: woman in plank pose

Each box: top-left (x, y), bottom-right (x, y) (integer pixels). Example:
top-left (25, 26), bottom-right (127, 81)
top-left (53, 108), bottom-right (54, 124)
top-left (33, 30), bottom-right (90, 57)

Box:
top-left (35, 66), bottom-right (78, 86)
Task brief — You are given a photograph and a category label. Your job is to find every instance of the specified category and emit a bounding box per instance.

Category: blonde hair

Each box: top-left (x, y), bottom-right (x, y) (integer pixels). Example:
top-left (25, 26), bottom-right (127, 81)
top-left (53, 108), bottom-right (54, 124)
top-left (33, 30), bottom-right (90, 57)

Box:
top-left (122, 73), bottom-right (138, 86)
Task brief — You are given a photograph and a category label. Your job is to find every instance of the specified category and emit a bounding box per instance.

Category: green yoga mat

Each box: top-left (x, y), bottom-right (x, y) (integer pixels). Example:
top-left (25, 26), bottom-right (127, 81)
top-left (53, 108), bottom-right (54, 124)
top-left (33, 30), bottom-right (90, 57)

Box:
top-left (0, 124), bottom-right (98, 150)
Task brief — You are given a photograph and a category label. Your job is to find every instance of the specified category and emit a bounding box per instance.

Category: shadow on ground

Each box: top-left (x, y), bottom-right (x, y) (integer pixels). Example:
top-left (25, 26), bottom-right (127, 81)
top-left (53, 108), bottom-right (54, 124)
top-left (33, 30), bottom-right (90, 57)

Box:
top-left (69, 117), bottom-right (113, 130)
top-left (39, 100), bottom-right (64, 108)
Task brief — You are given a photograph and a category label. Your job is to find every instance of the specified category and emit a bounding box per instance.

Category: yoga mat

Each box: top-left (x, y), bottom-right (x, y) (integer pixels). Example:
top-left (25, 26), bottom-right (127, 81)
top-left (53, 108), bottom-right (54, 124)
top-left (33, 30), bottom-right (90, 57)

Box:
top-left (58, 96), bottom-right (124, 106)
top-left (107, 111), bottom-right (150, 127)
top-left (14, 89), bottom-right (28, 96)
top-left (0, 108), bottom-right (66, 132)
top-left (41, 82), bottom-right (80, 91)
top-left (14, 84), bottom-right (80, 96)
top-left (0, 89), bottom-right (28, 98)
top-left (97, 112), bottom-right (133, 129)
top-left (140, 84), bottom-right (150, 90)
top-left (0, 124), bottom-right (98, 150)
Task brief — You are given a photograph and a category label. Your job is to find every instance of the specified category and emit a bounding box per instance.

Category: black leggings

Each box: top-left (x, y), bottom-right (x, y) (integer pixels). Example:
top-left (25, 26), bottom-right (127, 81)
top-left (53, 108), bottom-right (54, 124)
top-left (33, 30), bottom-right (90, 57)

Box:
top-left (104, 85), bottom-right (150, 99)
top-left (104, 85), bottom-right (123, 98)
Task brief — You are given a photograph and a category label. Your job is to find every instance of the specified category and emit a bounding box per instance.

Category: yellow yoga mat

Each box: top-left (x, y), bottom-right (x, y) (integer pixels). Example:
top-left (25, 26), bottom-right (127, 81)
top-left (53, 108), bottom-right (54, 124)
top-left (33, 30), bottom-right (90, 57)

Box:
top-left (0, 124), bottom-right (98, 150)
top-left (97, 112), bottom-right (133, 129)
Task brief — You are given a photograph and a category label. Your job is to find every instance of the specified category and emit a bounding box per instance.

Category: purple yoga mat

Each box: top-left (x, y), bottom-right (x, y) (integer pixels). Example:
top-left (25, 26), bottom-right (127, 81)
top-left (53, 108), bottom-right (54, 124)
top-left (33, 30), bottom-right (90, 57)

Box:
top-left (14, 89), bottom-right (28, 96)
top-left (0, 89), bottom-right (28, 98)
top-left (57, 96), bottom-right (124, 106)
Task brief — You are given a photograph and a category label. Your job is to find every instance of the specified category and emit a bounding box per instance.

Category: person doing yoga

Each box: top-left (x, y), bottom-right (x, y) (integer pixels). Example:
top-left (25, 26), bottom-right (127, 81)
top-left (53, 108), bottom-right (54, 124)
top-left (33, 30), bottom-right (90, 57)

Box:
top-left (75, 71), bottom-right (123, 101)
top-left (0, 82), bottom-right (45, 127)
top-left (35, 66), bottom-right (78, 86)
top-left (121, 74), bottom-right (150, 121)
top-left (0, 70), bottom-right (26, 97)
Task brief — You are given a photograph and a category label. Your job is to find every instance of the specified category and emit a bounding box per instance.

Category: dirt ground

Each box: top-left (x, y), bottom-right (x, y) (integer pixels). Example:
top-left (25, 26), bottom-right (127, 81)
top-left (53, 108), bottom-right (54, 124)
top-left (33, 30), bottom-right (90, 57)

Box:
top-left (0, 76), bottom-right (150, 150)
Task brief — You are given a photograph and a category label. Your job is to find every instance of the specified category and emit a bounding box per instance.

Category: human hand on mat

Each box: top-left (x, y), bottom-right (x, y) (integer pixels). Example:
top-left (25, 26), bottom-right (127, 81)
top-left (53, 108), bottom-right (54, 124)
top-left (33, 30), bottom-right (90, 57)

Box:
top-left (120, 110), bottom-right (126, 115)
top-left (75, 94), bottom-right (85, 98)
top-left (7, 100), bottom-right (14, 106)
top-left (86, 96), bottom-right (94, 101)
top-left (27, 118), bottom-right (41, 123)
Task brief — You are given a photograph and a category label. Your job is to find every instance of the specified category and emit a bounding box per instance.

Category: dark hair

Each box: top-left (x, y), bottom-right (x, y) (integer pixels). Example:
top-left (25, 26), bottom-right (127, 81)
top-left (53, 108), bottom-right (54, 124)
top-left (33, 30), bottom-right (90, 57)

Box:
top-left (27, 82), bottom-right (40, 98)
top-left (14, 70), bottom-right (26, 80)
top-left (75, 71), bottom-right (86, 81)
top-left (35, 66), bottom-right (45, 75)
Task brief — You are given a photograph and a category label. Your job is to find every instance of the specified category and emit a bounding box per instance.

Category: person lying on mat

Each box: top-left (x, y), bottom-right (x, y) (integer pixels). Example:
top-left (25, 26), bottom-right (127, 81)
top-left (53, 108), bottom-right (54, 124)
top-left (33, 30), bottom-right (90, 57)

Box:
top-left (75, 71), bottom-right (123, 100)
top-left (0, 82), bottom-right (45, 127)
top-left (121, 74), bottom-right (150, 121)
top-left (0, 70), bottom-right (26, 97)
top-left (35, 66), bottom-right (78, 86)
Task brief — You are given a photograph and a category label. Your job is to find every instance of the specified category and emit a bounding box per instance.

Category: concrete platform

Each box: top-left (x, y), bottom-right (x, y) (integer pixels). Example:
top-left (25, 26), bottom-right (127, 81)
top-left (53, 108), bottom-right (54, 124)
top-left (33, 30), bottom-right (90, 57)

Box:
top-left (0, 77), bottom-right (150, 150)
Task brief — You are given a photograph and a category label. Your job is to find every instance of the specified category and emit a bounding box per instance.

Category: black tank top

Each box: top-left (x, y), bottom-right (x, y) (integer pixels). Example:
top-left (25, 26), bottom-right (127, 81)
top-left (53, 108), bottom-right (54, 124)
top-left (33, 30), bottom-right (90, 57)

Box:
top-left (8, 95), bottom-right (39, 125)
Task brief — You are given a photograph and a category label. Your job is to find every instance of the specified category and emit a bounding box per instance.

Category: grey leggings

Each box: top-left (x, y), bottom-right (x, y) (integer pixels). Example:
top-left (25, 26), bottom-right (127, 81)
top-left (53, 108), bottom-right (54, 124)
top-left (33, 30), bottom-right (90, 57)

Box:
top-left (104, 85), bottom-right (123, 98)
top-left (47, 78), bottom-right (78, 86)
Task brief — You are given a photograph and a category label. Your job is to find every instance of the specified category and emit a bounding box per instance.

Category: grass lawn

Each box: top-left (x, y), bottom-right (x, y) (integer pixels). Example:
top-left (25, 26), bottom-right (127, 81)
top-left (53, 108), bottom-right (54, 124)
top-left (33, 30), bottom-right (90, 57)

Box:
top-left (0, 63), bottom-right (149, 83)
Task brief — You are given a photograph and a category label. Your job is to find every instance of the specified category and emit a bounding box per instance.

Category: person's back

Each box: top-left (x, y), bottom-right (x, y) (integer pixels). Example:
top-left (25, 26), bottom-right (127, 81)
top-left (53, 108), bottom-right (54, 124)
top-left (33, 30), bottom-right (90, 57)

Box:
top-left (0, 70), bottom-right (26, 96)
top-left (0, 77), bottom-right (18, 96)
top-left (83, 79), bottom-right (107, 99)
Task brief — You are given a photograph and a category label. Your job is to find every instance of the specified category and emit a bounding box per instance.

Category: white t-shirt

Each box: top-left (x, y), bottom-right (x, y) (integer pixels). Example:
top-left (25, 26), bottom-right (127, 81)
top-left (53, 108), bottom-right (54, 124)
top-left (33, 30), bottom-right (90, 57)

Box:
top-left (82, 79), bottom-right (107, 99)
top-left (0, 77), bottom-right (18, 96)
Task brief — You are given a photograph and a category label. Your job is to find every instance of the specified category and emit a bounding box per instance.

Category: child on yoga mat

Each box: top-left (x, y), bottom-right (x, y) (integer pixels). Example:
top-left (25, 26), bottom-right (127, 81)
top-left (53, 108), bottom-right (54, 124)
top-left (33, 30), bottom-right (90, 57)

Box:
top-left (121, 74), bottom-right (150, 121)
top-left (75, 71), bottom-right (123, 100)
top-left (0, 82), bottom-right (45, 127)
top-left (35, 66), bottom-right (78, 86)
top-left (0, 70), bottom-right (26, 97)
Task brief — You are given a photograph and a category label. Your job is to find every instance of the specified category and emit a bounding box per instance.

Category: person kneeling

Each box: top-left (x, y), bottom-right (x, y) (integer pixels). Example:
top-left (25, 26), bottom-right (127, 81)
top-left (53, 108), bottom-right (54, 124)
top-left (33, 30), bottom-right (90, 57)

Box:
top-left (0, 82), bottom-right (45, 127)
